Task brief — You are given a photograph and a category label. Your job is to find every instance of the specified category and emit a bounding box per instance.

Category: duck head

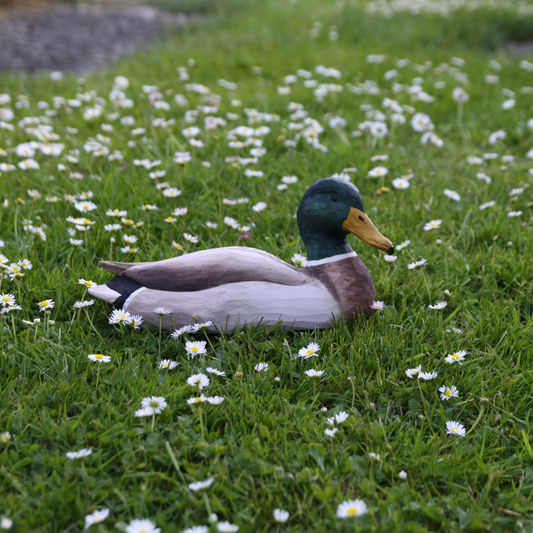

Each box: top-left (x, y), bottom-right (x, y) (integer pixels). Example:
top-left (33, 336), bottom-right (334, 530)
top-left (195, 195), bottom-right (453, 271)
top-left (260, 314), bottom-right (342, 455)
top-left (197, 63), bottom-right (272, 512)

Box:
top-left (297, 177), bottom-right (393, 261)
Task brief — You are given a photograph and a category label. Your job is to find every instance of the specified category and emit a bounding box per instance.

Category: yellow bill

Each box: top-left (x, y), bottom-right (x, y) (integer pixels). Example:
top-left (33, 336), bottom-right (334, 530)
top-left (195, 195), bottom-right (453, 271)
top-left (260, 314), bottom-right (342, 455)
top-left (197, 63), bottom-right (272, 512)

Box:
top-left (342, 207), bottom-right (394, 254)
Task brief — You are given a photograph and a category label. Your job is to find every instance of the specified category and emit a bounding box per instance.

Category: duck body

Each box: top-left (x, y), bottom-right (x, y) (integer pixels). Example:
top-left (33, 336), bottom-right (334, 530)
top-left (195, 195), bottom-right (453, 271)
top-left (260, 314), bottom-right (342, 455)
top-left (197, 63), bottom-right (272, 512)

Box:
top-left (89, 246), bottom-right (376, 331)
top-left (88, 178), bottom-right (392, 332)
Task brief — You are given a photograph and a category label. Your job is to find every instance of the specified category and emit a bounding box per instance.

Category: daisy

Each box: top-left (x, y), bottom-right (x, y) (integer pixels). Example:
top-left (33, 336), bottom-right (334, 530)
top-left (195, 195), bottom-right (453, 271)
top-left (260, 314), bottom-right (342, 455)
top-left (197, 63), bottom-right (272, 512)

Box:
top-left (0, 432), bottom-right (11, 443)
top-left (129, 314), bottom-right (143, 329)
top-left (423, 219), bottom-right (441, 231)
top-left (367, 166), bottom-right (387, 178)
top-left (182, 527), bottom-right (208, 533)
top-left (134, 407), bottom-right (155, 418)
top-left (439, 385), bottom-right (459, 401)
top-left (84, 509), bottom-right (110, 530)
top-left (206, 367), bottom-right (226, 376)
top-left (405, 365), bottom-right (421, 378)
top-left (0, 293), bottom-right (15, 307)
top-left (172, 325), bottom-right (193, 338)
top-left (445, 420), bottom-right (466, 437)
top-left (411, 112), bottom-right (433, 132)
top-left (273, 509), bottom-right (289, 523)
top-left (399, 470), bottom-right (408, 479)
top-left (206, 396), bottom-right (225, 405)
top-left (188, 477), bottom-right (214, 491)
top-left (185, 341), bottom-right (207, 357)
top-left (187, 395), bottom-right (207, 405)
top-left (392, 177), bottom-right (410, 189)
top-left (0, 516), bottom-right (12, 529)
top-left (217, 522), bottom-right (238, 533)
top-left (407, 258), bottom-right (427, 270)
top-left (66, 448), bottom-right (92, 459)
top-left (445, 350), bottom-right (467, 364)
top-left (298, 342), bottom-right (320, 359)
top-left (396, 240), bottom-right (411, 250)
top-left (371, 300), bottom-right (385, 310)
top-left (141, 396), bottom-right (167, 413)
top-left (443, 189), bottom-right (461, 201)
top-left (109, 309), bottom-right (132, 325)
top-left (428, 301), bottom-right (447, 310)
top-left (336, 499), bottom-right (368, 518)
top-left (37, 299), bottom-right (54, 312)
top-left (183, 233), bottom-right (199, 244)
top-left (153, 307), bottom-right (171, 316)
top-left (78, 279), bottom-right (96, 288)
top-left (290, 253), bottom-right (307, 267)
top-left (18, 258), bottom-right (32, 269)
top-left (254, 362), bottom-right (269, 372)
top-left (187, 373), bottom-right (210, 389)
top-left (324, 428), bottom-right (338, 437)
top-left (88, 353), bottom-right (111, 363)
top-left (125, 519), bottom-right (160, 533)
top-left (74, 299), bottom-right (95, 308)
top-left (419, 371), bottom-right (438, 380)
top-left (158, 359), bottom-right (179, 369)
top-left (304, 369), bottom-right (324, 377)
top-left (74, 201), bottom-right (97, 213)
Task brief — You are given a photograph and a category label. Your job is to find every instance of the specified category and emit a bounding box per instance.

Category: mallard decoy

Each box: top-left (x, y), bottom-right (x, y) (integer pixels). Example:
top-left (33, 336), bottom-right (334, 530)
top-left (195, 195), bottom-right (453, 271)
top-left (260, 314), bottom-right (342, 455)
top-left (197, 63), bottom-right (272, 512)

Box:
top-left (88, 177), bottom-right (393, 332)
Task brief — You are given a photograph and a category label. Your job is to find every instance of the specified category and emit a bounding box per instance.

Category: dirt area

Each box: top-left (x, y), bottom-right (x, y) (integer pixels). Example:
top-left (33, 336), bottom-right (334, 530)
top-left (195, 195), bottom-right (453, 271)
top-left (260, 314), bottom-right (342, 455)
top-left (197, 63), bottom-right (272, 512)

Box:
top-left (0, 2), bottom-right (189, 74)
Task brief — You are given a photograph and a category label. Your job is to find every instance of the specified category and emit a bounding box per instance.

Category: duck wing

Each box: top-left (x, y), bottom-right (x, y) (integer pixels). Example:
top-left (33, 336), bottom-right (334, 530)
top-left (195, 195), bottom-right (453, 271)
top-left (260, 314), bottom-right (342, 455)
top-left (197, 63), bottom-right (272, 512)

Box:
top-left (99, 246), bottom-right (309, 291)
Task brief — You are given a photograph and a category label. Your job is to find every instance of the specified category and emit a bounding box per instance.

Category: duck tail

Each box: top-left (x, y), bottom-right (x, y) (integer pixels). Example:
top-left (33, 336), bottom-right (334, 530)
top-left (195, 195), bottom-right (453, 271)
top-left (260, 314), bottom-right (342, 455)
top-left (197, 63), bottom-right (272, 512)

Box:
top-left (88, 283), bottom-right (121, 304)
top-left (99, 260), bottom-right (135, 275)
top-left (88, 277), bottom-right (143, 308)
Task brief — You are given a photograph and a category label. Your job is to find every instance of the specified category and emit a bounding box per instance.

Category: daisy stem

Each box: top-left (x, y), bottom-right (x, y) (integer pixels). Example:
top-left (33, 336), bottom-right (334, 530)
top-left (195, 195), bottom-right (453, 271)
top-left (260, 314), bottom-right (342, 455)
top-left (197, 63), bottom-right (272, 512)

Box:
top-left (95, 366), bottom-right (100, 389)
top-left (158, 317), bottom-right (162, 359)
top-left (197, 407), bottom-right (205, 441)
top-left (349, 377), bottom-right (356, 408)
top-left (164, 441), bottom-right (187, 484)
top-left (84, 308), bottom-right (104, 342)
top-left (151, 413), bottom-right (156, 433)
top-left (466, 405), bottom-right (485, 435)
top-left (203, 492), bottom-right (212, 515)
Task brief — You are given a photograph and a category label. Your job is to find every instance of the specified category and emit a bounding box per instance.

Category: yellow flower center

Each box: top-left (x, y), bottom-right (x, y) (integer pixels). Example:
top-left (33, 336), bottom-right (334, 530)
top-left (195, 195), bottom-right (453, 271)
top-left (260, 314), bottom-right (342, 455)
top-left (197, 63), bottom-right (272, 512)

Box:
top-left (445, 390), bottom-right (451, 397)
top-left (94, 354), bottom-right (103, 360)
top-left (39, 301), bottom-right (48, 307)
top-left (347, 508), bottom-right (358, 516)
top-left (191, 347), bottom-right (198, 353)
top-left (307, 349), bottom-right (313, 355)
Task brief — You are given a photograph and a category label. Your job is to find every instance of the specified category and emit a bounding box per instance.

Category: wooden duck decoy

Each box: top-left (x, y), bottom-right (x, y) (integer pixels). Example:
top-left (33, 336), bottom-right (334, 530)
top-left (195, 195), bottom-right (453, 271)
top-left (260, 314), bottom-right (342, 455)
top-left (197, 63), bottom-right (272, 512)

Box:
top-left (88, 177), bottom-right (393, 332)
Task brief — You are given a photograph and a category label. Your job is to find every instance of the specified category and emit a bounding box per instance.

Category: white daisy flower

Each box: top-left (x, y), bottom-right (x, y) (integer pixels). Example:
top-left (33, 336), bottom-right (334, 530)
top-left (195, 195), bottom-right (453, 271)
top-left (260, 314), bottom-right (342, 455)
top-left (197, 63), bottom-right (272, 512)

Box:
top-left (439, 385), bottom-right (459, 401)
top-left (298, 342), bottom-right (320, 359)
top-left (336, 499), bottom-right (368, 518)
top-left (84, 509), bottom-right (110, 530)
top-left (445, 420), bottom-right (466, 437)
top-left (66, 448), bottom-right (92, 459)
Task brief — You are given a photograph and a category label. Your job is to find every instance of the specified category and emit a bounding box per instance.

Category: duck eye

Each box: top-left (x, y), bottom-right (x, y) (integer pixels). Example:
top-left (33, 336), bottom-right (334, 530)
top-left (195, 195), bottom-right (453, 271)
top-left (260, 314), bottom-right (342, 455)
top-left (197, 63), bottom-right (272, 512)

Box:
top-left (330, 194), bottom-right (338, 202)
top-left (358, 215), bottom-right (365, 222)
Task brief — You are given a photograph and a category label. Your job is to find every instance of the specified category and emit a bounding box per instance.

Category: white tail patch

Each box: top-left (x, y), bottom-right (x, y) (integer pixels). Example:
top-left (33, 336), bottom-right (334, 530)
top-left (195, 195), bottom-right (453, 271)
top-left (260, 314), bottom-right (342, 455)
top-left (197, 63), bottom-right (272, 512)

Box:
top-left (88, 284), bottom-right (120, 304)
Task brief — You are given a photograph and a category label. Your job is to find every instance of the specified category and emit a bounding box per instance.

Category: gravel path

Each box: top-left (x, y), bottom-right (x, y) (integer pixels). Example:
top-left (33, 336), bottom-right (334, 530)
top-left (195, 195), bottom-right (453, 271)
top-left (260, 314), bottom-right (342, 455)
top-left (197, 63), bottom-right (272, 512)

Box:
top-left (0, 3), bottom-right (189, 74)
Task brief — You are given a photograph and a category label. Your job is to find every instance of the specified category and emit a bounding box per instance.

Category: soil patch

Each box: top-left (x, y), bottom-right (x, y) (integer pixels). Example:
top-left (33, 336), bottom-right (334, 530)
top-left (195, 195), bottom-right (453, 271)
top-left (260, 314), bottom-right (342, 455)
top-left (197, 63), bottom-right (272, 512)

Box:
top-left (0, 3), bottom-right (189, 74)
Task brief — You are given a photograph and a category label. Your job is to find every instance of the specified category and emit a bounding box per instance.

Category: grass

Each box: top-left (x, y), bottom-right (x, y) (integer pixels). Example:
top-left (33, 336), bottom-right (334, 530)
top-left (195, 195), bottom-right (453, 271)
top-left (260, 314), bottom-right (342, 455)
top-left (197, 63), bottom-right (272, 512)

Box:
top-left (1, 0), bottom-right (533, 531)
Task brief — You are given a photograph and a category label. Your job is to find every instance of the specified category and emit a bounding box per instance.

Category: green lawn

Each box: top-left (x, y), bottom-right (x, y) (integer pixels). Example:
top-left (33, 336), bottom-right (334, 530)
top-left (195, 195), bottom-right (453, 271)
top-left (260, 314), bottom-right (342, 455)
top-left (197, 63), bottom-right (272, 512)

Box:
top-left (1, 0), bottom-right (533, 531)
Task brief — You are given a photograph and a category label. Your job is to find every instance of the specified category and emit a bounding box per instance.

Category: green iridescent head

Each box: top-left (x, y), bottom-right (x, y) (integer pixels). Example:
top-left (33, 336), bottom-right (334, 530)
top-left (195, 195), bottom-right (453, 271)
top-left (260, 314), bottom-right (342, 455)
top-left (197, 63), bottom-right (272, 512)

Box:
top-left (297, 177), bottom-right (393, 261)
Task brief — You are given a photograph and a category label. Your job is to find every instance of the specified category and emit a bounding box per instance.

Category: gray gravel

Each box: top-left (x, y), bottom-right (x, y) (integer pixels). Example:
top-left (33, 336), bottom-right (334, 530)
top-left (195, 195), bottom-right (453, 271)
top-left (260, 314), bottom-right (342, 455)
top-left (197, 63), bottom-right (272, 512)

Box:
top-left (0, 3), bottom-right (189, 74)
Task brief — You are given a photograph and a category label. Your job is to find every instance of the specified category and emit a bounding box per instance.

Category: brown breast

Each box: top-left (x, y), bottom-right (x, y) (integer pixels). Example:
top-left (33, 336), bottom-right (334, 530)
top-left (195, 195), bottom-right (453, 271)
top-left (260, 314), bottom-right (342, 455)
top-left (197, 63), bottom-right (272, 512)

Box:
top-left (304, 255), bottom-right (376, 319)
